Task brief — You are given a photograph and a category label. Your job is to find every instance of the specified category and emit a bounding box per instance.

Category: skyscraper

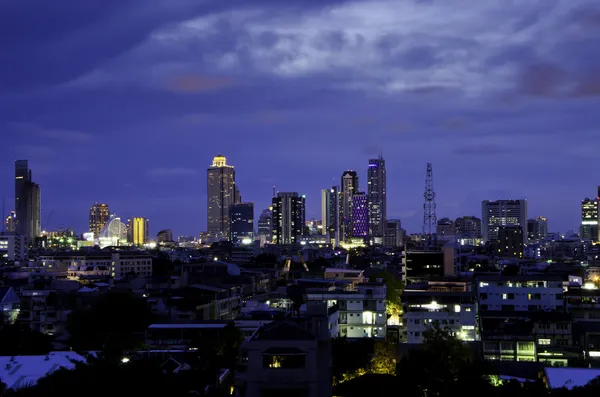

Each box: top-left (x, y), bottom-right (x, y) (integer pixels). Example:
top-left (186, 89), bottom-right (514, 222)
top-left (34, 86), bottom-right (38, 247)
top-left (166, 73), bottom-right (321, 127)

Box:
top-left (257, 207), bottom-right (273, 246)
top-left (321, 186), bottom-right (339, 244)
top-left (481, 200), bottom-right (528, 246)
top-left (272, 192), bottom-right (305, 245)
top-left (89, 203), bottom-right (110, 239)
top-left (207, 154), bottom-right (241, 241)
top-left (352, 192), bottom-right (368, 239)
top-left (581, 197), bottom-right (598, 241)
top-left (341, 171), bottom-right (359, 241)
top-left (230, 202), bottom-right (254, 244)
top-left (367, 156), bottom-right (386, 244)
top-left (129, 217), bottom-right (149, 246)
top-left (14, 160), bottom-right (41, 241)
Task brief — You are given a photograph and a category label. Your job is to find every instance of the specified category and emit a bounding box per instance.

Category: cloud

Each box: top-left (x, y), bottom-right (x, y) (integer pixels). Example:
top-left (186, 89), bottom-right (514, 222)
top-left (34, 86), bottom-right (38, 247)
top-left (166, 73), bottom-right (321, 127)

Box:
top-left (453, 144), bottom-right (513, 156)
top-left (10, 122), bottom-right (92, 142)
top-left (146, 167), bottom-right (197, 177)
top-left (166, 74), bottom-right (235, 93)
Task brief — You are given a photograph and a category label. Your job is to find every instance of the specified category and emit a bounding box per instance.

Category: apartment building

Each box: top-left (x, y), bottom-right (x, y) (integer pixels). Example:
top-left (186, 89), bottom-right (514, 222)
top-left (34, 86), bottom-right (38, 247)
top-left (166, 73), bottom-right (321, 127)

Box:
top-left (403, 281), bottom-right (477, 344)
top-left (306, 281), bottom-right (386, 339)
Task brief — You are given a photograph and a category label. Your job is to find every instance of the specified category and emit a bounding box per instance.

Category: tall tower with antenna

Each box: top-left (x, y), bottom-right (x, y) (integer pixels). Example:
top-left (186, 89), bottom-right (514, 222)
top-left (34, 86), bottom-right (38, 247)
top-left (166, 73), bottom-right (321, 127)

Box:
top-left (423, 162), bottom-right (437, 242)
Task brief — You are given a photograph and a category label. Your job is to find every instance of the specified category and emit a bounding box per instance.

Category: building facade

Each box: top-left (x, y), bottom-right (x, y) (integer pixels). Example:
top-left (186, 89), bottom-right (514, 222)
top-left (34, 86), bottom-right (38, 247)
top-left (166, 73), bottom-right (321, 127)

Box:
top-left (351, 192), bottom-right (368, 239)
top-left (230, 202), bottom-right (254, 245)
top-left (272, 192), bottom-right (305, 245)
top-left (129, 217), bottom-right (149, 246)
top-left (581, 197), bottom-right (599, 241)
top-left (321, 187), bottom-right (339, 244)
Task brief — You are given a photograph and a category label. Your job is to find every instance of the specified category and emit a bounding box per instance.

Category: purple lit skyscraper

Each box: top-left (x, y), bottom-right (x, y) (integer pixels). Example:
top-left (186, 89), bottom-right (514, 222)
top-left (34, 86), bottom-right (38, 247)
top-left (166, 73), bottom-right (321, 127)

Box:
top-left (352, 192), bottom-right (368, 238)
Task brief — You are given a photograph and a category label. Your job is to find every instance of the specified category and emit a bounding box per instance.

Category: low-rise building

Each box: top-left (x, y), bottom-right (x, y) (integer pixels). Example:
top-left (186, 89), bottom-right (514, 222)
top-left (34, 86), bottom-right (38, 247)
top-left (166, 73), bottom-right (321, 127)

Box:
top-left (403, 281), bottom-right (477, 343)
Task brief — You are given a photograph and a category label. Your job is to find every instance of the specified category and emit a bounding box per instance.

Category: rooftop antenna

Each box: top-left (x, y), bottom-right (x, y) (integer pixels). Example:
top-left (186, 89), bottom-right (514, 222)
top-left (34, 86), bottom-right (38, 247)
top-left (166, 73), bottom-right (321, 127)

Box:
top-left (423, 162), bottom-right (437, 245)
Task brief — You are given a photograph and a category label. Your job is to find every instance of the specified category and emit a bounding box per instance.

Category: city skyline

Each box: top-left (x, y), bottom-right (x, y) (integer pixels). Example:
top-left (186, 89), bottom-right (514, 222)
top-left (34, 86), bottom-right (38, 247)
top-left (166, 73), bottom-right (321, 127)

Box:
top-left (1, 1), bottom-right (599, 236)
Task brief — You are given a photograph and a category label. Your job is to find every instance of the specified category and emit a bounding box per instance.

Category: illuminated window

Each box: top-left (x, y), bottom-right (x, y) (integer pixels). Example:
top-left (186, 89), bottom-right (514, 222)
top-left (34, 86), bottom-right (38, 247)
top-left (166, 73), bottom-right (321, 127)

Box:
top-left (538, 339), bottom-right (551, 345)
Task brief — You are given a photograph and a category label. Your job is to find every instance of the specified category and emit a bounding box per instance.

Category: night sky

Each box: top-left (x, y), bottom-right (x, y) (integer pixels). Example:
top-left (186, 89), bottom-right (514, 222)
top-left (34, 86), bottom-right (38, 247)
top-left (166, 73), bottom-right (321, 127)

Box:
top-left (1, 0), bottom-right (599, 237)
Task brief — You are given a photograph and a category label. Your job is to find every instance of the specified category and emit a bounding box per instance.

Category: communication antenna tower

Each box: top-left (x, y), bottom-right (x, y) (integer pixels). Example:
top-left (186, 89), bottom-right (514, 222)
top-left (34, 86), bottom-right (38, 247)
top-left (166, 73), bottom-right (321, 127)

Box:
top-left (423, 163), bottom-right (437, 242)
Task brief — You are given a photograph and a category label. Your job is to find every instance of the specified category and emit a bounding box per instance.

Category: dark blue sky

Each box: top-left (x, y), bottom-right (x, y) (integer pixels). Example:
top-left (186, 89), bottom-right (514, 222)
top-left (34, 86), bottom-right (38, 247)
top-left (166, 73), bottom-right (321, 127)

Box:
top-left (1, 0), bottom-right (599, 237)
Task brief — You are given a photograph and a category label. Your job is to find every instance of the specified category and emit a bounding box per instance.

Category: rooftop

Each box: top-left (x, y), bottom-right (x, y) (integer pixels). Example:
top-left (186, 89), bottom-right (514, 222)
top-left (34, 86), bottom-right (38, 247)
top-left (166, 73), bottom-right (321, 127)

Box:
top-left (0, 352), bottom-right (86, 390)
top-left (252, 320), bottom-right (314, 341)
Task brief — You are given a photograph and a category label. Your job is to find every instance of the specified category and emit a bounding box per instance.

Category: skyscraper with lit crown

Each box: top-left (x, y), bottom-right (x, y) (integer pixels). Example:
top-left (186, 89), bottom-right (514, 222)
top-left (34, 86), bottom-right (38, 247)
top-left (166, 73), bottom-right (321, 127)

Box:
top-left (207, 154), bottom-right (241, 241)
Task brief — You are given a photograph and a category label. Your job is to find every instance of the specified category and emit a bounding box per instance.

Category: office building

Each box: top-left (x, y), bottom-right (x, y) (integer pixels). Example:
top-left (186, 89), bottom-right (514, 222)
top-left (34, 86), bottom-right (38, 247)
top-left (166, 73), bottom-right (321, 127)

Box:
top-left (207, 154), bottom-right (241, 241)
top-left (497, 225), bottom-right (524, 258)
top-left (15, 160), bottom-right (41, 242)
top-left (384, 219), bottom-right (404, 248)
top-left (527, 216), bottom-right (549, 242)
top-left (351, 192), bottom-right (368, 239)
top-left (156, 229), bottom-right (173, 244)
top-left (230, 202), bottom-right (254, 244)
top-left (129, 217), bottom-right (149, 246)
top-left (367, 156), bottom-right (386, 244)
top-left (481, 200), bottom-right (527, 246)
top-left (257, 208), bottom-right (273, 246)
top-left (89, 203), bottom-right (110, 239)
top-left (0, 233), bottom-right (27, 262)
top-left (436, 218), bottom-right (456, 240)
top-left (581, 197), bottom-right (598, 241)
top-left (321, 187), bottom-right (339, 244)
top-left (340, 171), bottom-right (359, 241)
top-left (454, 216), bottom-right (482, 239)
top-left (272, 192), bottom-right (305, 245)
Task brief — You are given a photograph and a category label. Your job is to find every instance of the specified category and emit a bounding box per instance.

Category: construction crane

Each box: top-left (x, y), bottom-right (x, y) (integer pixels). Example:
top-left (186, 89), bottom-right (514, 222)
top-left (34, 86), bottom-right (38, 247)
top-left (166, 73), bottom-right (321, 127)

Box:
top-left (281, 252), bottom-right (309, 274)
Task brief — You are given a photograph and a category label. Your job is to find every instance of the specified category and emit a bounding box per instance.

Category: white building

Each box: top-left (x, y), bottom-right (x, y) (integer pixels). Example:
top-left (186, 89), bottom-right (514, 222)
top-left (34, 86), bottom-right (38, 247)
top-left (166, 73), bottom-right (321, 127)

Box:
top-left (0, 233), bottom-right (27, 262)
top-left (476, 275), bottom-right (564, 312)
top-left (306, 281), bottom-right (386, 339)
top-left (403, 282), bottom-right (477, 343)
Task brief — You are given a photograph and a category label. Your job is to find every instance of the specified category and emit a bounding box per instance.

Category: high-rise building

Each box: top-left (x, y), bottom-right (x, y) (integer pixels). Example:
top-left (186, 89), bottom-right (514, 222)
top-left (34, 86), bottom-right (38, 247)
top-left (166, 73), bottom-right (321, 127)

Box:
top-left (157, 229), bottom-right (173, 244)
top-left (497, 226), bottom-right (524, 258)
top-left (384, 219), bottom-right (404, 248)
top-left (454, 216), bottom-right (482, 239)
top-left (230, 202), bottom-right (254, 244)
top-left (527, 216), bottom-right (549, 242)
top-left (272, 192), bottom-right (305, 245)
top-left (352, 192), bottom-right (368, 239)
top-left (581, 197), bottom-right (599, 241)
top-left (341, 171), bottom-right (359, 241)
top-left (367, 156), bottom-right (386, 244)
top-left (321, 186), bottom-right (339, 243)
top-left (436, 218), bottom-right (456, 239)
top-left (5, 211), bottom-right (16, 233)
top-left (129, 217), bottom-right (149, 246)
top-left (14, 160), bottom-right (41, 241)
top-left (481, 200), bottom-right (528, 246)
top-left (89, 203), bottom-right (110, 239)
top-left (207, 154), bottom-right (241, 241)
top-left (257, 207), bottom-right (273, 246)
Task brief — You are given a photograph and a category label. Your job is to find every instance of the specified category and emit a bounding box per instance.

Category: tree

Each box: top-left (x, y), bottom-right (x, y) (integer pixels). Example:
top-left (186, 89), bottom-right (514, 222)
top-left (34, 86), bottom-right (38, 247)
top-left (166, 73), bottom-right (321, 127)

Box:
top-left (66, 291), bottom-right (153, 354)
top-left (0, 324), bottom-right (52, 356)
top-left (368, 340), bottom-right (396, 375)
top-left (370, 271), bottom-right (404, 319)
top-left (331, 338), bottom-right (373, 385)
top-left (396, 322), bottom-right (492, 397)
